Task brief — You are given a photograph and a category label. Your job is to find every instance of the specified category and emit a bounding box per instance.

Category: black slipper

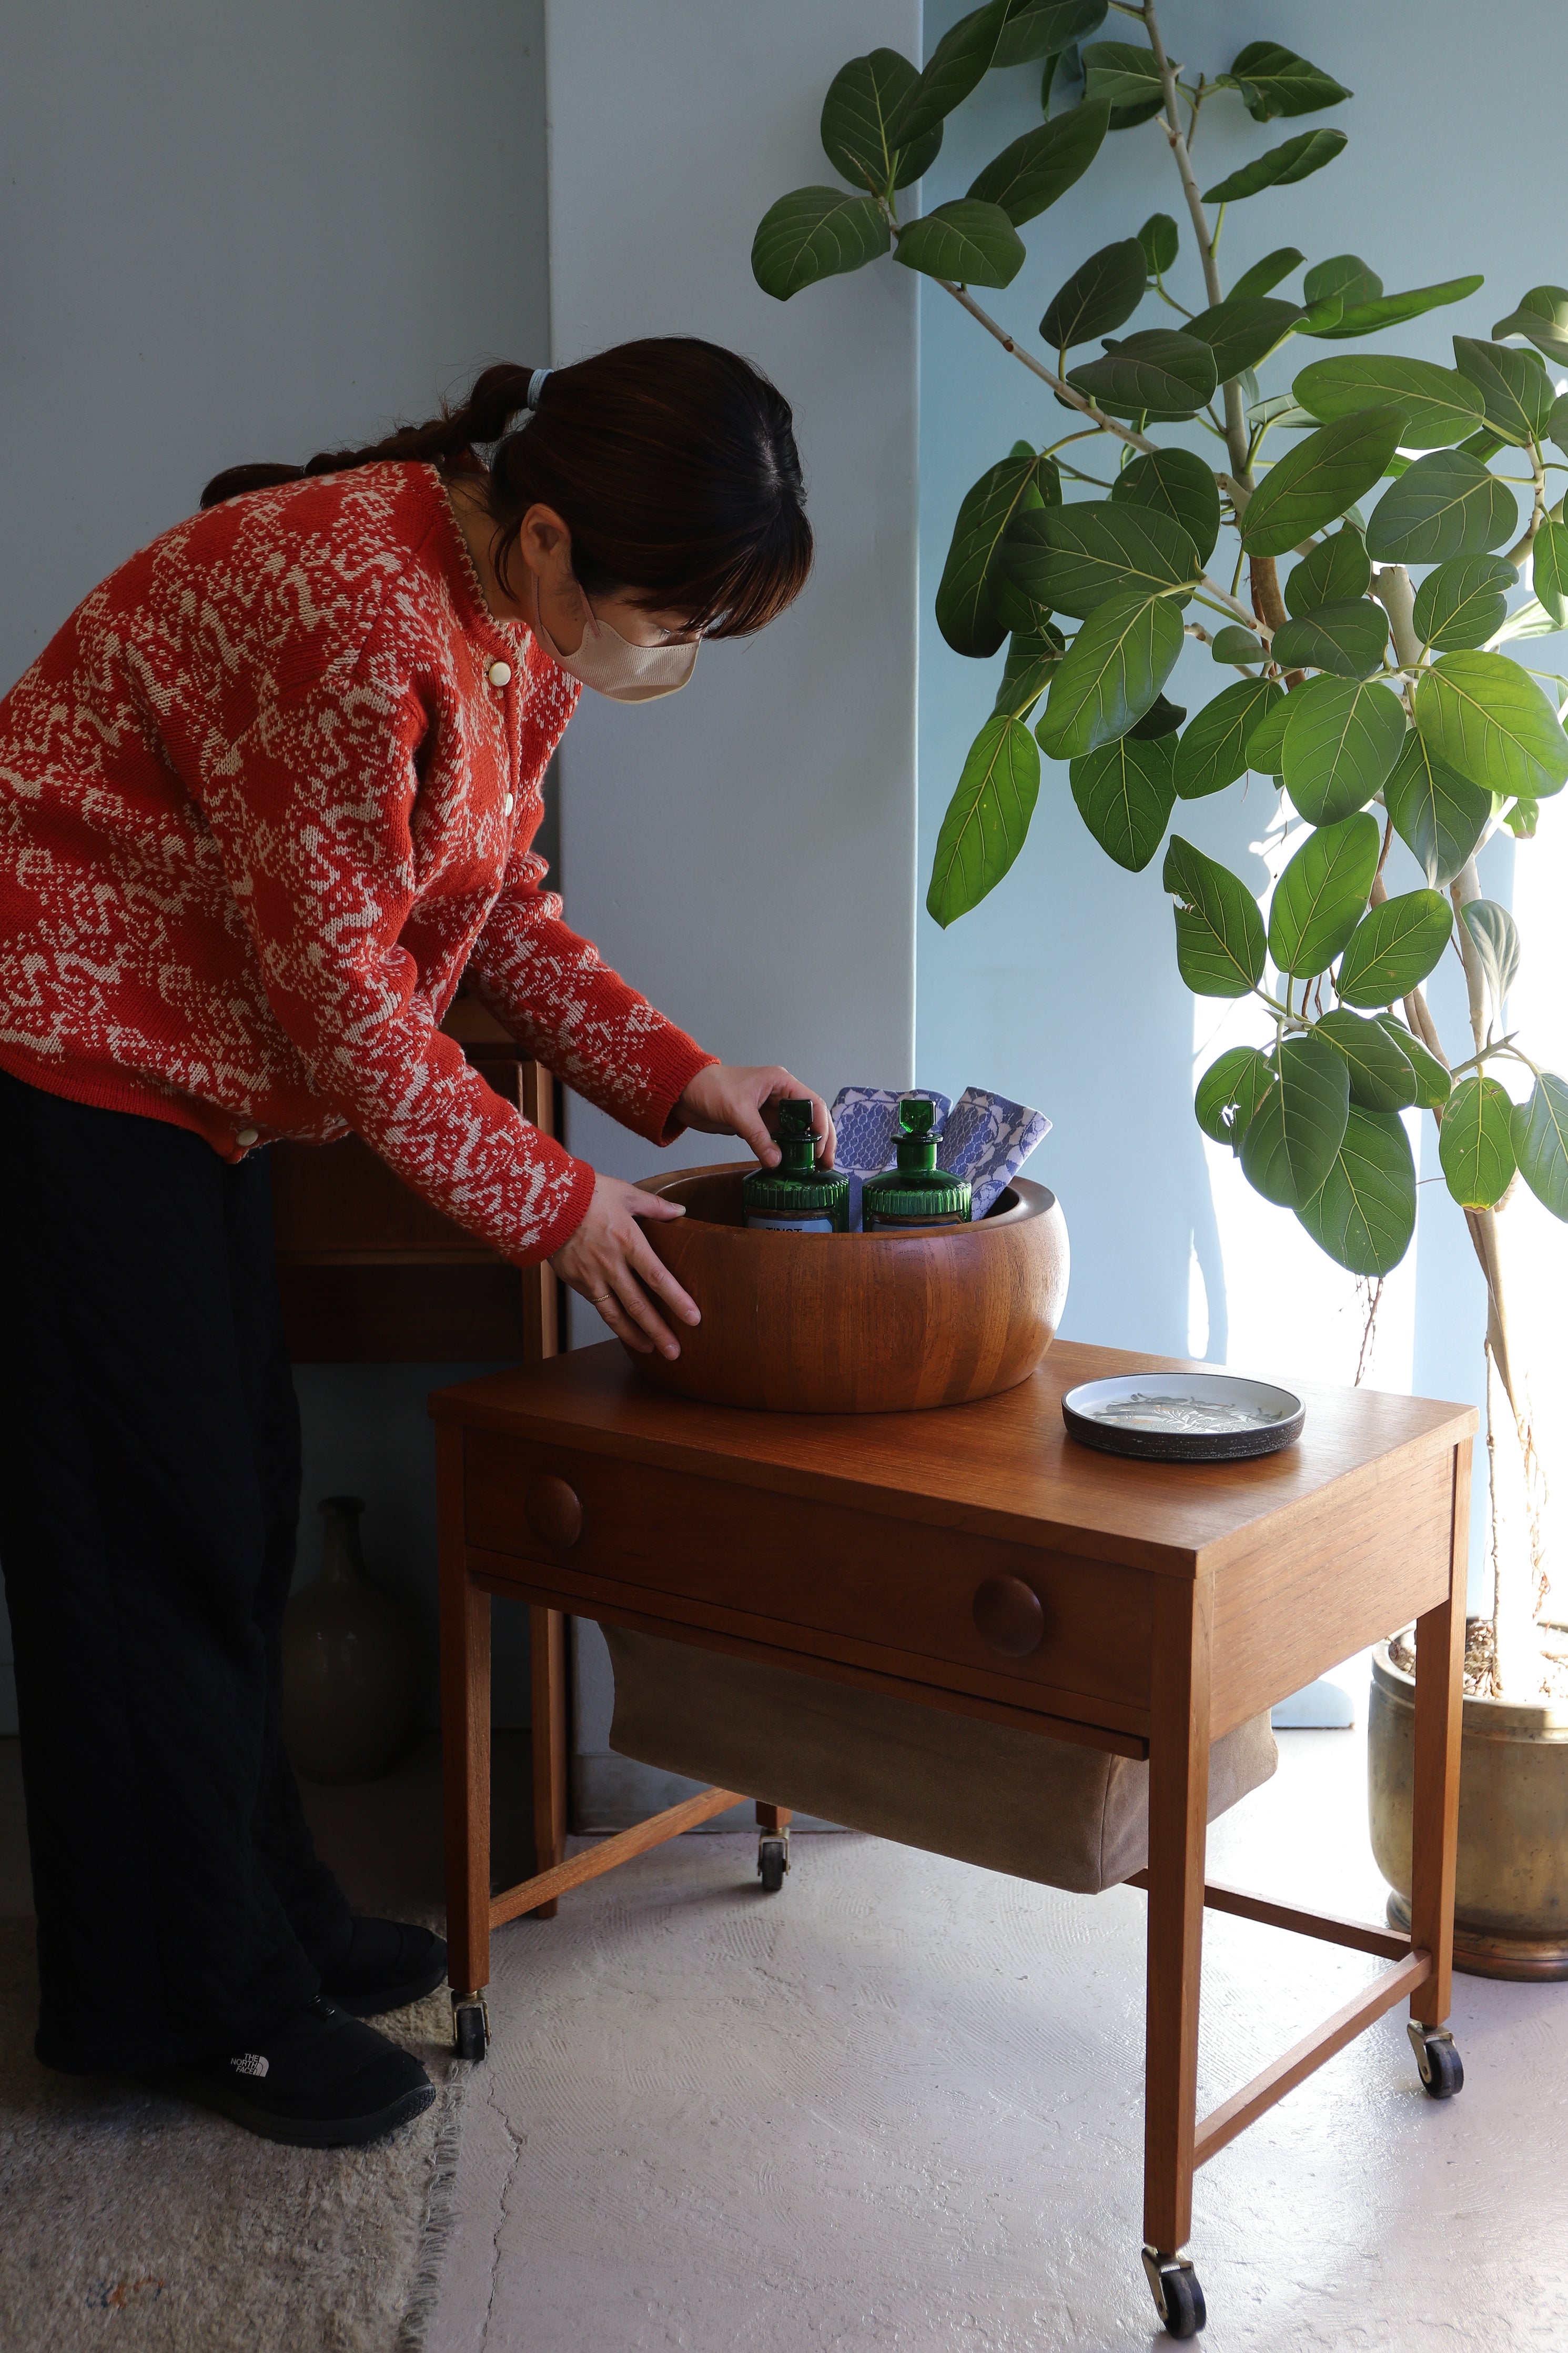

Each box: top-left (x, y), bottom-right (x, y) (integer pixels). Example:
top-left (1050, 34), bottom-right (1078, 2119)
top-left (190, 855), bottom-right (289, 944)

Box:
top-left (159, 1995), bottom-right (434, 2147)
top-left (319, 1917), bottom-right (448, 2017)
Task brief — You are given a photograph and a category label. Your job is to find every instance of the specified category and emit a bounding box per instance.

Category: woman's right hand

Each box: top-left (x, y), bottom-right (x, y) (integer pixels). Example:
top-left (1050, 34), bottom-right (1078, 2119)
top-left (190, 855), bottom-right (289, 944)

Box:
top-left (548, 1173), bottom-right (701, 1359)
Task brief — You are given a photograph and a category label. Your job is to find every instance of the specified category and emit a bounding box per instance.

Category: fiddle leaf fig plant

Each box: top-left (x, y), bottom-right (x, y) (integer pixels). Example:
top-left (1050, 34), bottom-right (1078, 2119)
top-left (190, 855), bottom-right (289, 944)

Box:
top-left (754, 0), bottom-right (1568, 1696)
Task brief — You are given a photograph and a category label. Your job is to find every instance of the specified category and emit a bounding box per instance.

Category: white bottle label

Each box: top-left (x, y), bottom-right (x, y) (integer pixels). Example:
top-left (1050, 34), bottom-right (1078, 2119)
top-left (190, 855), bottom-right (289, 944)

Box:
top-left (745, 1213), bottom-right (835, 1233)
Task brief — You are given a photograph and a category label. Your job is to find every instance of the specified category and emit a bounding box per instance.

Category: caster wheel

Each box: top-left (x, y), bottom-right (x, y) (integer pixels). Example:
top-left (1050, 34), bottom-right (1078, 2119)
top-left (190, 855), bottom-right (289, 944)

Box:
top-left (1415, 2035), bottom-right (1463, 2099)
top-left (1142, 2249), bottom-right (1205, 2339)
top-left (453, 1999), bottom-right (489, 2063)
top-left (758, 1836), bottom-right (788, 1894)
top-left (1159, 2270), bottom-right (1206, 2339)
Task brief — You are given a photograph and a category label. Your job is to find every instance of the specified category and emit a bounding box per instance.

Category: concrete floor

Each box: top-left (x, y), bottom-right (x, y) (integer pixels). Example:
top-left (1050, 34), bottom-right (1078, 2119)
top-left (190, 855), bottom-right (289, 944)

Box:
top-left (3, 1680), bottom-right (1564, 2349)
top-left (426, 1670), bottom-right (1568, 2353)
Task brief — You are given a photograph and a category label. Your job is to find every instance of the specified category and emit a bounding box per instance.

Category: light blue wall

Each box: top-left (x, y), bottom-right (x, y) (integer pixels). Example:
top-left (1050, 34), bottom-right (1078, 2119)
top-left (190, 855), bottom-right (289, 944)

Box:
top-left (916, 0), bottom-right (1568, 1594)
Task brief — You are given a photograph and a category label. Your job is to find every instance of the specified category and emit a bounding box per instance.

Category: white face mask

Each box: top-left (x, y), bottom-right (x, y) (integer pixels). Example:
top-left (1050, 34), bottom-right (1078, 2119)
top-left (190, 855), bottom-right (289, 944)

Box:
top-left (531, 584), bottom-right (699, 703)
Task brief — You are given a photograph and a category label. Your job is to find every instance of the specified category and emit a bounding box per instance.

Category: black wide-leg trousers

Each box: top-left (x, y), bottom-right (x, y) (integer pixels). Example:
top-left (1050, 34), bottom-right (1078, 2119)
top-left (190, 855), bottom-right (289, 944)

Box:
top-left (0, 1070), bottom-right (352, 2073)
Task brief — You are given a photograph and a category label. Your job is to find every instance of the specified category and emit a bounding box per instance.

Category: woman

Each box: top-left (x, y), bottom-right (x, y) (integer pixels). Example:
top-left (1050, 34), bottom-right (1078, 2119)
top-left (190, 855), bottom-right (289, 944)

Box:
top-left (0, 340), bottom-right (832, 2146)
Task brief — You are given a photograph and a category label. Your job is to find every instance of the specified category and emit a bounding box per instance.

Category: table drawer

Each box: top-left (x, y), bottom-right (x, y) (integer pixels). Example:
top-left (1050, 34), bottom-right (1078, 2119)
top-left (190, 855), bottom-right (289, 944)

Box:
top-left (463, 1429), bottom-right (1153, 1721)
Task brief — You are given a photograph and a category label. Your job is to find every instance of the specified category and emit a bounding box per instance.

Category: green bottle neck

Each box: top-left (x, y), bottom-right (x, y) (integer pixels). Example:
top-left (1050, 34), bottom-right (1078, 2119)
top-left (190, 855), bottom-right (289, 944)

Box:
top-left (777, 1134), bottom-right (817, 1175)
top-left (895, 1132), bottom-right (938, 1174)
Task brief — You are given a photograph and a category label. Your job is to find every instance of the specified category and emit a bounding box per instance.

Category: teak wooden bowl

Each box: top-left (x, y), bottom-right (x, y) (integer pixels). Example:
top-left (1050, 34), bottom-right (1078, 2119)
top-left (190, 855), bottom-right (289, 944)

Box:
top-left (629, 1162), bottom-right (1069, 1414)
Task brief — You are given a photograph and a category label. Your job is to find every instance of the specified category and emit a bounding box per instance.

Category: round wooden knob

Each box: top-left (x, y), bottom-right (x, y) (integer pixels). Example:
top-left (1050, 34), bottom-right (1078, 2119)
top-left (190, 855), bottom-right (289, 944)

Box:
top-left (973, 1574), bottom-right (1045, 1658)
top-left (524, 1475), bottom-right (582, 1550)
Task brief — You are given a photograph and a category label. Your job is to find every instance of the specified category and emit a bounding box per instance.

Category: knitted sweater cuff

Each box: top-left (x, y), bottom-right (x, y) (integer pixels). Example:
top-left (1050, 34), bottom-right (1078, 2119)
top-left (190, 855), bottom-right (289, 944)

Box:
top-left (509, 1149), bottom-right (599, 1269)
top-left (644, 1032), bottom-right (721, 1148)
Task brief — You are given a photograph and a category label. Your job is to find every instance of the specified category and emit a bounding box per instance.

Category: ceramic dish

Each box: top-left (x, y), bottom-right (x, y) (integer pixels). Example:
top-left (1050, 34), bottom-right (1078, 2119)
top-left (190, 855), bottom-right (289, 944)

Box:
top-left (1061, 1371), bottom-right (1304, 1462)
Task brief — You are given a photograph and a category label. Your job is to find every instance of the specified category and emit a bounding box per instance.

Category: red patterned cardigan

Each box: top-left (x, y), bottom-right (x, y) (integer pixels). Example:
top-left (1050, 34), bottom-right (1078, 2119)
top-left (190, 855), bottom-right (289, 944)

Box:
top-left (0, 463), bottom-right (715, 1266)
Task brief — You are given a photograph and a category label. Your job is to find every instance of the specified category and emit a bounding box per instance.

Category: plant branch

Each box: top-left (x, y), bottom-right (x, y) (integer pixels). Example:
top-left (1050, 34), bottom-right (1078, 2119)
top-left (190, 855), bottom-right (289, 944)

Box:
top-left (932, 280), bottom-right (1160, 455)
top-left (1503, 438), bottom-right (1549, 574)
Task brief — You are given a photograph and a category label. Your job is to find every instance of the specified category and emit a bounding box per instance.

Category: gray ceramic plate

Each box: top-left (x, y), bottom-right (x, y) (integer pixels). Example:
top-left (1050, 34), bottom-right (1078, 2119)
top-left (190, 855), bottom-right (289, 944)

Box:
top-left (1061, 1372), bottom-right (1305, 1463)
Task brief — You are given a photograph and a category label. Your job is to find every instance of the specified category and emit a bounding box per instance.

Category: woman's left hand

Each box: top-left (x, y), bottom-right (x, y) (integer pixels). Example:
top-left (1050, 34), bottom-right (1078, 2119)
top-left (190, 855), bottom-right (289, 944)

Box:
top-left (676, 1064), bottom-right (836, 1168)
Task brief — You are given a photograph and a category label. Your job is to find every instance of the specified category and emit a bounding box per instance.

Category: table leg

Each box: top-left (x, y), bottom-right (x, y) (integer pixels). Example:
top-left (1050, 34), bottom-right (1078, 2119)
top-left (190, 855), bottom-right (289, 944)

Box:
top-left (529, 1605), bottom-right (570, 1919)
top-left (1144, 1574), bottom-right (1213, 2263)
top-left (1410, 1439), bottom-right (1471, 2029)
top-left (438, 1423), bottom-right (491, 2000)
top-left (755, 1804), bottom-right (792, 1834)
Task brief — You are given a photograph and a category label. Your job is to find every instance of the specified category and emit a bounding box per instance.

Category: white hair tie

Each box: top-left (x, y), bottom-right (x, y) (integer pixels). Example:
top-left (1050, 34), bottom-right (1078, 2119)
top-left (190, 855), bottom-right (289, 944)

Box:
top-left (526, 367), bottom-right (552, 410)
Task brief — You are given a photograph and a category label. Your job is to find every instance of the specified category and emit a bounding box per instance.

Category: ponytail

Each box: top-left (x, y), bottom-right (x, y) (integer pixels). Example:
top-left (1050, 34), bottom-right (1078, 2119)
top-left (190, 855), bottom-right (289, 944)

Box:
top-left (199, 343), bottom-right (812, 640)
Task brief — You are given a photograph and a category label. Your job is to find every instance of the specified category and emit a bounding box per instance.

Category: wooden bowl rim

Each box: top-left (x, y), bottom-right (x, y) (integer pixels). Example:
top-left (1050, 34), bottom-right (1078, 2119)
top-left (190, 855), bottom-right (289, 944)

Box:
top-left (634, 1159), bottom-right (1057, 1241)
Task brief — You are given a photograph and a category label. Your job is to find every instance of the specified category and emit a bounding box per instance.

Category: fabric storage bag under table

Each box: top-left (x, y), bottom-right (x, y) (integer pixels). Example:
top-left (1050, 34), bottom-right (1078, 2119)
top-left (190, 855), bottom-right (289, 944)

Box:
top-left (605, 1627), bottom-right (1277, 1894)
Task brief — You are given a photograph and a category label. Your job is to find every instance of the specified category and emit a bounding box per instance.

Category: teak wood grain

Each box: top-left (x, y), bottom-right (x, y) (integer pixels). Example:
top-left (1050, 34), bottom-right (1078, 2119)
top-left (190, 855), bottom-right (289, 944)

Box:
top-left (432, 1331), bottom-right (1475, 2285)
top-left (431, 1340), bottom-right (1474, 1580)
top-left (463, 1427), bottom-right (1156, 1726)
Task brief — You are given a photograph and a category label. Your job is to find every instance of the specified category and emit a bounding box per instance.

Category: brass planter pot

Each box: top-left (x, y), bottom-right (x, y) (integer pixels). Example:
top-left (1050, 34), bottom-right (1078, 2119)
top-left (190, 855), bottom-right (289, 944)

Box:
top-left (1368, 1641), bottom-right (1568, 1980)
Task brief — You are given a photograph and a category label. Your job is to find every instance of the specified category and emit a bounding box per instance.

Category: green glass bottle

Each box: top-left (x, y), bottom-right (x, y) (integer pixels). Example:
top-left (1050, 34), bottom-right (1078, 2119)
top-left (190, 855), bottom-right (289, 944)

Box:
top-left (862, 1097), bottom-right (972, 1231)
top-left (742, 1098), bottom-right (850, 1233)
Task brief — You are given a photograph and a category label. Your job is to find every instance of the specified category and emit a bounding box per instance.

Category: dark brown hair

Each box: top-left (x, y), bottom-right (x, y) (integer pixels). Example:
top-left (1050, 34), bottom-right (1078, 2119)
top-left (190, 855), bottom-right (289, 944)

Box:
top-left (200, 340), bottom-right (812, 639)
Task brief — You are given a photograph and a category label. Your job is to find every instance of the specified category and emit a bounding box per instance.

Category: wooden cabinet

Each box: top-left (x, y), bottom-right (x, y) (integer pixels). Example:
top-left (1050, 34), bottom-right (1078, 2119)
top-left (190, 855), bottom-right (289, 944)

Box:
top-left (271, 990), bottom-right (560, 1363)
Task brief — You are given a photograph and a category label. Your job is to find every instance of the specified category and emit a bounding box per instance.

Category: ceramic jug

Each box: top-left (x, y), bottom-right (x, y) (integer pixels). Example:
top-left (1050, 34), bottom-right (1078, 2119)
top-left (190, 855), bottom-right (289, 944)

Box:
top-left (281, 1495), bottom-right (421, 1783)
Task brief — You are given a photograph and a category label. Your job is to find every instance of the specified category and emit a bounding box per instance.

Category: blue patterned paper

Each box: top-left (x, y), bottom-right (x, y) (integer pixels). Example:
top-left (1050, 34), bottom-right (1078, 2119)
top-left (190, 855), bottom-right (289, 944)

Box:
top-left (827, 1084), bottom-right (1048, 1227)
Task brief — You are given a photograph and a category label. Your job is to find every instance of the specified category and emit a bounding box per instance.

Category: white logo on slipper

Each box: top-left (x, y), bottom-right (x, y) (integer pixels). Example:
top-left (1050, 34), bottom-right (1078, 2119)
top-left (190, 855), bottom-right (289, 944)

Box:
top-left (229, 2054), bottom-right (270, 2077)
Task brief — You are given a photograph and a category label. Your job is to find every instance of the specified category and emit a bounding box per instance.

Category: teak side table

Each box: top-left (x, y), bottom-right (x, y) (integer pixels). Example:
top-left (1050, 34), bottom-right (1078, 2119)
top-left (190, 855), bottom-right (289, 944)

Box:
top-left (431, 1339), bottom-right (1476, 2338)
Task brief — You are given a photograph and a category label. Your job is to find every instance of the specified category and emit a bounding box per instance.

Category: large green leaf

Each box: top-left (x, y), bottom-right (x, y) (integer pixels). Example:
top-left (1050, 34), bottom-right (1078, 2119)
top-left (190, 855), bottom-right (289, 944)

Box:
top-left (1203, 129), bottom-right (1346, 205)
top-left (1460, 899), bottom-right (1521, 1013)
top-left (936, 455), bottom-right (1058, 658)
top-left (1438, 1074), bottom-right (1518, 1209)
top-left (1292, 356), bottom-right (1483, 449)
top-left (1241, 407), bottom-right (1406, 557)
top-left (967, 98), bottom-right (1110, 226)
top-left (897, 200), bottom-right (1025, 288)
top-left (1337, 890), bottom-right (1454, 1005)
top-left (1217, 41), bottom-right (1352, 120)
top-left (1316, 1008), bottom-right (1419, 1111)
top-left (1195, 1044), bottom-right (1274, 1148)
top-left (1128, 692), bottom-right (1187, 742)
top-left (992, 626), bottom-right (1065, 719)
top-left (1068, 330), bottom-right (1217, 420)
top-left (1036, 591), bottom-right (1185, 760)
top-left (1212, 623), bottom-right (1267, 666)
top-left (1304, 256), bottom-right (1381, 309)
top-left (1069, 733), bottom-right (1176, 870)
top-left (1138, 212), bottom-right (1179, 276)
top-left (1363, 450), bottom-right (1516, 566)
top-left (1452, 338), bottom-right (1553, 446)
top-left (752, 188), bottom-right (892, 301)
top-left (1231, 246), bottom-right (1306, 301)
top-left (1267, 812), bottom-right (1380, 975)
top-left (1186, 297), bottom-right (1303, 384)
top-left (1373, 1014), bottom-right (1451, 1108)
top-left (1512, 1074), bottom-right (1568, 1218)
top-left (1110, 447), bottom-right (1221, 564)
top-left (820, 52), bottom-right (942, 195)
top-left (1382, 730), bottom-right (1491, 888)
top-left (1302, 276), bottom-right (1484, 341)
top-left (1240, 1034), bottom-right (1351, 1207)
top-left (1531, 515), bottom-right (1568, 629)
top-left (1080, 38), bottom-right (1164, 108)
top-left (887, 0), bottom-right (1009, 145)
top-left (1000, 501), bottom-right (1199, 618)
top-left (1281, 675), bottom-right (1407, 822)
top-left (1414, 652), bottom-right (1568, 801)
top-left (1174, 678), bottom-right (1282, 799)
top-left (1297, 1107), bottom-right (1416, 1274)
top-left (1411, 554), bottom-right (1518, 652)
top-left (1162, 834), bottom-right (1267, 998)
top-left (1269, 598), bottom-right (1390, 679)
top-left (1491, 284), bottom-right (1568, 368)
top-left (1040, 238), bottom-right (1147, 350)
top-left (1245, 687), bottom-right (1295, 775)
top-left (926, 712), bottom-right (1040, 927)
top-left (1284, 529), bottom-right (1372, 617)
top-left (994, 0), bottom-right (1108, 67)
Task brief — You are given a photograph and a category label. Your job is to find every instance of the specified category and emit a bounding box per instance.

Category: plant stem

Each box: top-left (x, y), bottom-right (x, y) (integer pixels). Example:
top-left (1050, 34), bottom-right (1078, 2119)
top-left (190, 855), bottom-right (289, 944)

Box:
top-left (1503, 438), bottom-right (1549, 574)
top-left (932, 281), bottom-right (1160, 456)
top-left (1371, 565), bottom-right (1422, 668)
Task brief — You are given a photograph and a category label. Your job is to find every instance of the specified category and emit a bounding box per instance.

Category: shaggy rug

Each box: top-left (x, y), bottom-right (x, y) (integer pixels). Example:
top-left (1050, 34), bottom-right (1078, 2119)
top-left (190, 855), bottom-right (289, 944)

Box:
top-left (0, 1919), bottom-right (466, 2353)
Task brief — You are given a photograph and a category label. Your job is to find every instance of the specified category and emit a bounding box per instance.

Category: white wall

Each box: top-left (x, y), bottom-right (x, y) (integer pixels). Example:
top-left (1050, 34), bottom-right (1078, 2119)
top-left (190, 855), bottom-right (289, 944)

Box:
top-left (544, 0), bottom-right (922, 1821)
top-left (0, 0), bottom-right (551, 1735)
top-left (916, 0), bottom-right (1568, 1604)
